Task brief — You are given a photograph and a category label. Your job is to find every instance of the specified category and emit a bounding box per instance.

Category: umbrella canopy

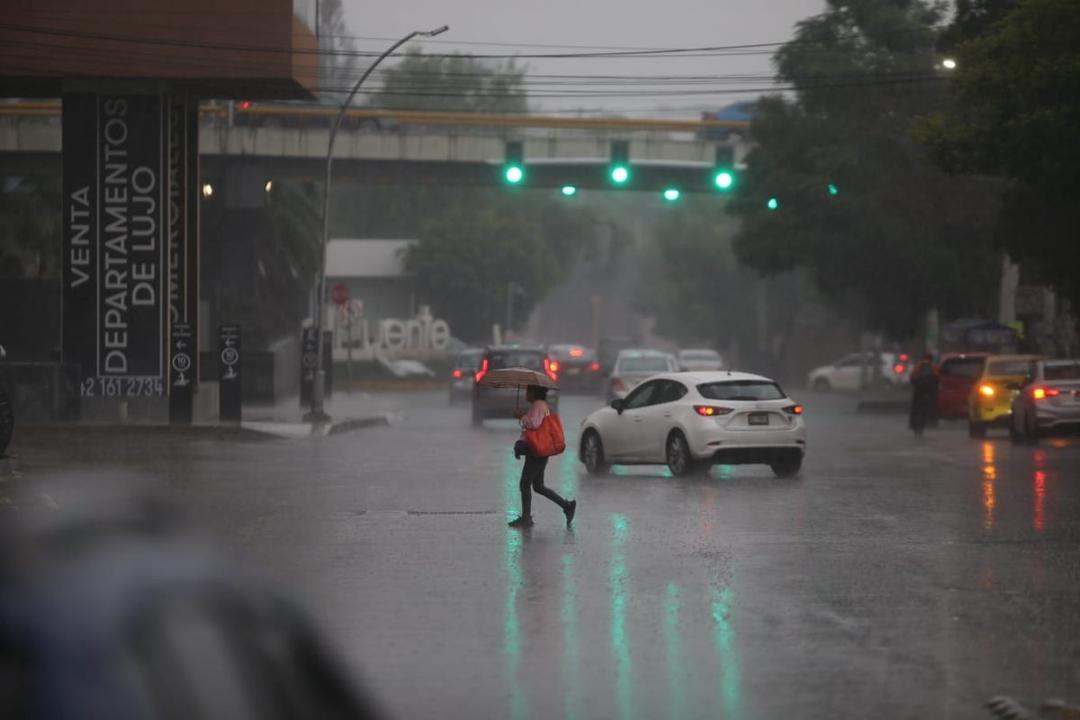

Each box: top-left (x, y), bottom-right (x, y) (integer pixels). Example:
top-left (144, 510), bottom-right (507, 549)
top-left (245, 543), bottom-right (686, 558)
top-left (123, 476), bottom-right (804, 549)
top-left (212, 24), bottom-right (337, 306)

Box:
top-left (478, 367), bottom-right (559, 390)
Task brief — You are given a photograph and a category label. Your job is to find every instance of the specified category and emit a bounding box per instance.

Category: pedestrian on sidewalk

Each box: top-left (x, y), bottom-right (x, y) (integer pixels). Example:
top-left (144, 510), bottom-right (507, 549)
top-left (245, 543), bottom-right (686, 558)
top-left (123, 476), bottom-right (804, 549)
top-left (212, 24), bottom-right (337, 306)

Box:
top-left (509, 385), bottom-right (576, 528)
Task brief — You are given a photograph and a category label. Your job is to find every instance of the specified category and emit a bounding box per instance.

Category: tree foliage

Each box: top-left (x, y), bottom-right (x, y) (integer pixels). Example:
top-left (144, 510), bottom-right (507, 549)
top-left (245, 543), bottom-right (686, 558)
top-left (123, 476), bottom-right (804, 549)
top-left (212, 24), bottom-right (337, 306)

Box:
top-left (397, 190), bottom-right (596, 342)
top-left (916, 0), bottom-right (1080, 306)
top-left (729, 0), bottom-right (1000, 338)
top-left (371, 50), bottom-right (528, 114)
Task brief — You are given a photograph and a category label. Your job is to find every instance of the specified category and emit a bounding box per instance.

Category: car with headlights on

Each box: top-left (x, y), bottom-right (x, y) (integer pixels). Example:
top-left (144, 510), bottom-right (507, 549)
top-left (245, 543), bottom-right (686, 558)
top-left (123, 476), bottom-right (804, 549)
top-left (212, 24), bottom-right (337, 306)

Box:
top-left (580, 371), bottom-right (806, 478)
top-left (1009, 359), bottom-right (1080, 443)
top-left (606, 349), bottom-right (679, 401)
top-left (968, 354), bottom-right (1040, 437)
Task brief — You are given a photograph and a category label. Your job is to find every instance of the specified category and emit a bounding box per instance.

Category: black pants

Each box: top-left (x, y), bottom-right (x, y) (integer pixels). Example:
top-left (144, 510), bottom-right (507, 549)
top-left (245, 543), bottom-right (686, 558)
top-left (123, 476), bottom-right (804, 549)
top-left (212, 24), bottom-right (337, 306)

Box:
top-left (520, 453), bottom-right (568, 517)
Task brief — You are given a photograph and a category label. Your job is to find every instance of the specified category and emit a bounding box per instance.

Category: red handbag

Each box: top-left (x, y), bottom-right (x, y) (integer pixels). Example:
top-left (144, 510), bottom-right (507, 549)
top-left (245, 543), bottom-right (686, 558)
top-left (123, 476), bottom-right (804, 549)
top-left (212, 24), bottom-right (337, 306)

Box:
top-left (525, 414), bottom-right (566, 458)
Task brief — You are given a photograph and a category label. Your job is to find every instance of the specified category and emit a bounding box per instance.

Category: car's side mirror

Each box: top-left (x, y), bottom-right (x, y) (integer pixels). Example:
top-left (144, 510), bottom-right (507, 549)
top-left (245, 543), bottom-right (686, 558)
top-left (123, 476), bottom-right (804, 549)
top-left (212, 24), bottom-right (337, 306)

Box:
top-left (610, 398), bottom-right (626, 414)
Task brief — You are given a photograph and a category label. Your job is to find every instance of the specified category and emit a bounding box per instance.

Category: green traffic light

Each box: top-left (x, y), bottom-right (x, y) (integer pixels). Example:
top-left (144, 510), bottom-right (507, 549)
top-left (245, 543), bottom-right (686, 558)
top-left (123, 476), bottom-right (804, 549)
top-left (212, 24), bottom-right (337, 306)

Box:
top-left (827, 182), bottom-right (839, 196)
top-left (714, 170), bottom-right (735, 190)
top-left (766, 197), bottom-right (779, 211)
top-left (662, 188), bottom-right (681, 202)
top-left (560, 185), bottom-right (577, 197)
top-left (610, 165), bottom-right (630, 184)
top-left (504, 165), bottom-right (524, 184)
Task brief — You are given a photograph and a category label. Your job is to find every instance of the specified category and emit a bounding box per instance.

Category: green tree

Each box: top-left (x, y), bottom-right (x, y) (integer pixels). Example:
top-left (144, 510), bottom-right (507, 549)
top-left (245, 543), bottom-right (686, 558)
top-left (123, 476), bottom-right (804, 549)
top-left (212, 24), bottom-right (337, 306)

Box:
top-left (317, 0), bottom-right (360, 101)
top-left (729, 0), bottom-right (1000, 339)
top-left (916, 0), bottom-right (1080, 307)
top-left (370, 50), bottom-right (528, 114)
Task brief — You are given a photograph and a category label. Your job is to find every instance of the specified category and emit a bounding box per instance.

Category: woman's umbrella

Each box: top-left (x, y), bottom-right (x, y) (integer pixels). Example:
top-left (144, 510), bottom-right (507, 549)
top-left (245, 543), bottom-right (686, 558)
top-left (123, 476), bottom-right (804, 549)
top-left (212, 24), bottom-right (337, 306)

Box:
top-left (477, 367), bottom-right (559, 411)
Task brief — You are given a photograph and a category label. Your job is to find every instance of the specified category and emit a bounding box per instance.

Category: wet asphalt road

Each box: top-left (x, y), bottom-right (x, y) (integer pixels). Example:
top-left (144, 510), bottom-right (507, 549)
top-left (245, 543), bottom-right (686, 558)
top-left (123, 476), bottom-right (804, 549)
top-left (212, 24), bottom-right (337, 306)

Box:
top-left (10, 391), bottom-right (1080, 719)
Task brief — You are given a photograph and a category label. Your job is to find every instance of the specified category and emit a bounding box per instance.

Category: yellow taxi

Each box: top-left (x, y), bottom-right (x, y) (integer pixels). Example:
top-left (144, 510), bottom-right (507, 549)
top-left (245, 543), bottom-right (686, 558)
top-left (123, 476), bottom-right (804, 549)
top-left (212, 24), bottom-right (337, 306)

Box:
top-left (968, 354), bottom-right (1041, 437)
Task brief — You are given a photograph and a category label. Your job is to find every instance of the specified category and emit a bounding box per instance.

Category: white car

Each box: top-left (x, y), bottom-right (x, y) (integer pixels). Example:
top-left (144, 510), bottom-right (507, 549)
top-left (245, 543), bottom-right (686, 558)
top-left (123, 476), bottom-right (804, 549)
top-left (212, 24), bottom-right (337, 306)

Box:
top-left (677, 348), bottom-right (724, 372)
top-left (806, 352), bottom-right (911, 392)
top-left (606, 349), bottom-right (679, 401)
top-left (580, 371), bottom-right (806, 478)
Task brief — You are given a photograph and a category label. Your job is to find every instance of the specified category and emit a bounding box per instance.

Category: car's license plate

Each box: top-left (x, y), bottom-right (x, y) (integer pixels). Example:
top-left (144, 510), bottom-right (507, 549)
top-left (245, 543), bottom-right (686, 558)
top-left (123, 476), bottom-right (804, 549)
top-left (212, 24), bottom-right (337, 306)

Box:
top-left (748, 412), bottom-right (769, 426)
top-left (567, 368), bottom-right (580, 375)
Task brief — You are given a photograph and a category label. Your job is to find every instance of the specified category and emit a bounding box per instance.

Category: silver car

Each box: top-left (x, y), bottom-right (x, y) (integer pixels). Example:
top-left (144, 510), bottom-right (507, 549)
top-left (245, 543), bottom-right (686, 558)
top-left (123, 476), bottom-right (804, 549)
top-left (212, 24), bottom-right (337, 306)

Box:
top-left (1010, 359), bottom-right (1080, 443)
top-left (606, 349), bottom-right (679, 401)
top-left (677, 348), bottom-right (725, 372)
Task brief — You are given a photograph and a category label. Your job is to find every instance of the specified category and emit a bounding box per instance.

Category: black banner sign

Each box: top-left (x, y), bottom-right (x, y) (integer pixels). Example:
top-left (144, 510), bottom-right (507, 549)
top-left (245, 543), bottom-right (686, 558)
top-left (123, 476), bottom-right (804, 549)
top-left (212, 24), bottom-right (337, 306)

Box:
top-left (218, 324), bottom-right (242, 422)
top-left (64, 94), bottom-right (167, 399)
top-left (169, 322), bottom-right (194, 424)
top-left (299, 326), bottom-right (318, 407)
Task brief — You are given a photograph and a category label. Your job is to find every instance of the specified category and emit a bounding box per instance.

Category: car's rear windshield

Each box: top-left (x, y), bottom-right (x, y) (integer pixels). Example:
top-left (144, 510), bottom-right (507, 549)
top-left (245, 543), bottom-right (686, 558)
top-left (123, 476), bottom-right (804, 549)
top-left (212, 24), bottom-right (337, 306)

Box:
top-left (1045, 363), bottom-right (1080, 381)
top-left (455, 351), bottom-right (483, 369)
top-left (488, 351), bottom-right (544, 370)
top-left (988, 360), bottom-right (1033, 376)
top-left (697, 380), bottom-right (785, 401)
top-left (941, 358), bottom-right (984, 378)
top-left (619, 357), bottom-right (670, 372)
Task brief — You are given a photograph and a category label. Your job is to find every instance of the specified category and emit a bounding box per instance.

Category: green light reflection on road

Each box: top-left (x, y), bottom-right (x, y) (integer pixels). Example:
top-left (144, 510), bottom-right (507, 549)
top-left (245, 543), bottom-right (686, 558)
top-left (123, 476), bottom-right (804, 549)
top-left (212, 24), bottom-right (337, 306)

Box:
top-left (711, 587), bottom-right (741, 719)
top-left (664, 583), bottom-right (685, 719)
top-left (504, 454), bottom-right (526, 720)
top-left (559, 452), bottom-right (578, 500)
top-left (562, 553), bottom-right (581, 720)
top-left (610, 514), bottom-right (632, 720)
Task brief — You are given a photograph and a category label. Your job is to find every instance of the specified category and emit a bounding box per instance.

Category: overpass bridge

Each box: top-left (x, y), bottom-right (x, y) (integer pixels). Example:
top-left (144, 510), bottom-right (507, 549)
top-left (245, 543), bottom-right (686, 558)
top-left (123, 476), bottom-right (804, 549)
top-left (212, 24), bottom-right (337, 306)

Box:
top-left (0, 102), bottom-right (751, 202)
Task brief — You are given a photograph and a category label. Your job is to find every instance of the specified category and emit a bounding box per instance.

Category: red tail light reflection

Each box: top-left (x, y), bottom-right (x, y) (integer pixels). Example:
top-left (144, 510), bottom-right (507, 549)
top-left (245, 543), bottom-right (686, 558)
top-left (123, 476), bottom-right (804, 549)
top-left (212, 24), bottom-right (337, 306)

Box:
top-left (474, 358), bottom-right (489, 384)
top-left (452, 369), bottom-right (463, 379)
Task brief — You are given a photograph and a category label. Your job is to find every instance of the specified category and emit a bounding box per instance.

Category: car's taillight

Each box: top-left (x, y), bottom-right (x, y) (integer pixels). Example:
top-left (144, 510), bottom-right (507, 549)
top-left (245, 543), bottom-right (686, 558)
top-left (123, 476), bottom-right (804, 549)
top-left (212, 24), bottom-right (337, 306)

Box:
top-left (544, 357), bottom-right (558, 381)
top-left (452, 369), bottom-right (463, 379)
top-left (694, 405), bottom-right (733, 417)
top-left (474, 358), bottom-right (489, 384)
top-left (1032, 386), bottom-right (1060, 401)
top-left (569, 348), bottom-right (584, 358)
top-left (894, 364), bottom-right (906, 375)
top-left (783, 404), bottom-right (804, 415)
top-left (590, 362), bottom-right (601, 372)
top-left (899, 353), bottom-right (910, 363)
top-left (979, 383), bottom-right (995, 398)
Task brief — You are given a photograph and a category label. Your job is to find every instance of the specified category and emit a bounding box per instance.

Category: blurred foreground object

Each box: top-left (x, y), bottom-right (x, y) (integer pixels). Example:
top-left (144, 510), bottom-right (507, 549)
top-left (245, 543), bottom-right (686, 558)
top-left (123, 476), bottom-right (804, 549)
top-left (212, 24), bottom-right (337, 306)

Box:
top-left (0, 492), bottom-right (381, 720)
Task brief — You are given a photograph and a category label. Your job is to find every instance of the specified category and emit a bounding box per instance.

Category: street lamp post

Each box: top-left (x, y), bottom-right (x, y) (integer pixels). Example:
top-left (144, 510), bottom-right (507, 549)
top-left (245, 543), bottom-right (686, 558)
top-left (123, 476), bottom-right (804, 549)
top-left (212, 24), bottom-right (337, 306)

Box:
top-left (306, 24), bottom-right (449, 423)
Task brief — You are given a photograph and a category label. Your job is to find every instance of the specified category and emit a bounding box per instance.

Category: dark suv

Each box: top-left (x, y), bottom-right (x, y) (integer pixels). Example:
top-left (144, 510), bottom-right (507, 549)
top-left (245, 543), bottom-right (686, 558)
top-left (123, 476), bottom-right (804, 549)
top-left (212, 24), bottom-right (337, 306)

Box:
top-left (472, 346), bottom-right (558, 426)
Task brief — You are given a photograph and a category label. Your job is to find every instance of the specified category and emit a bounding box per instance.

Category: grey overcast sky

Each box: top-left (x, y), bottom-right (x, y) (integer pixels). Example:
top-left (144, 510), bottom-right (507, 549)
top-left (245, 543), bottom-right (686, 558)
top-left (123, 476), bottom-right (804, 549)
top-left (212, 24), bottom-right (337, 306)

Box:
top-left (343, 0), bottom-right (826, 116)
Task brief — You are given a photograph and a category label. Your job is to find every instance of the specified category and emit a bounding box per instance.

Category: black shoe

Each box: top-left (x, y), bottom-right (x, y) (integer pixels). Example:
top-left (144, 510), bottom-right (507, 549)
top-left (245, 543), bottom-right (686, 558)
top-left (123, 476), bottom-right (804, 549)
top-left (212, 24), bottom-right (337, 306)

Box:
top-left (508, 516), bottom-right (533, 528)
top-left (564, 500), bottom-right (577, 527)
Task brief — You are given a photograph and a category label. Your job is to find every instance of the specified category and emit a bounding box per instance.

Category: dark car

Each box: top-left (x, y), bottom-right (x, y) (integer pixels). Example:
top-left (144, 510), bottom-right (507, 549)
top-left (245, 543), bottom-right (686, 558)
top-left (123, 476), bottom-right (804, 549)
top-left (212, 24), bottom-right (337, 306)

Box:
top-left (546, 344), bottom-right (602, 394)
top-left (448, 348), bottom-right (484, 405)
top-left (472, 346), bottom-right (558, 426)
top-left (936, 352), bottom-right (988, 419)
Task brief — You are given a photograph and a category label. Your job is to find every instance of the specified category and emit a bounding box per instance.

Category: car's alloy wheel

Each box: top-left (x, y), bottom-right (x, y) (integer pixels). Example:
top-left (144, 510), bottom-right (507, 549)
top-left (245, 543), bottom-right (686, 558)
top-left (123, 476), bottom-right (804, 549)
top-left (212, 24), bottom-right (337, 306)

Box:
top-left (666, 432), bottom-right (695, 477)
top-left (582, 431), bottom-right (608, 475)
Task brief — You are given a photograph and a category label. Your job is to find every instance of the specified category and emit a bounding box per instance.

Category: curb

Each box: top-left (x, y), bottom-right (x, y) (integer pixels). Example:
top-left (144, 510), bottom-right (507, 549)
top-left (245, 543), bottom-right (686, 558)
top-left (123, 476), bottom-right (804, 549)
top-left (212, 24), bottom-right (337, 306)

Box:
top-left (322, 415), bottom-right (392, 436)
